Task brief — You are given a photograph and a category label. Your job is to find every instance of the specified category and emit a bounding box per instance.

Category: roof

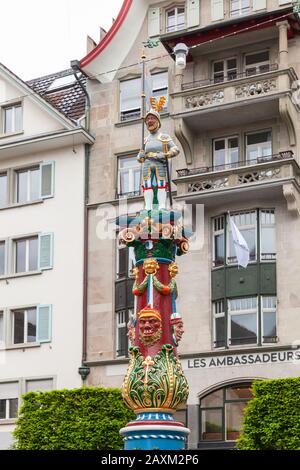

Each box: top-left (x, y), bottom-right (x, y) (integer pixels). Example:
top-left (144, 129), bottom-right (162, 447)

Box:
top-left (27, 69), bottom-right (86, 121)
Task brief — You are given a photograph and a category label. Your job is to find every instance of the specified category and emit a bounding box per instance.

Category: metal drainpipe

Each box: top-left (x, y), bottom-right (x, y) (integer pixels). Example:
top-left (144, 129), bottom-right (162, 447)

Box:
top-left (70, 60), bottom-right (91, 381)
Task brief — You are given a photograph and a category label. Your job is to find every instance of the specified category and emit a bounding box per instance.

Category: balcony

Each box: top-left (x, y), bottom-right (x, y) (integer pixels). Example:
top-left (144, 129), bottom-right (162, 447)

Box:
top-left (174, 151), bottom-right (300, 213)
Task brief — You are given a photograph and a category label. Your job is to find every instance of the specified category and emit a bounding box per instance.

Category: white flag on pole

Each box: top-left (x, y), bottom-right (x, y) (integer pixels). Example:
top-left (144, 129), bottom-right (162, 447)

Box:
top-left (229, 215), bottom-right (250, 268)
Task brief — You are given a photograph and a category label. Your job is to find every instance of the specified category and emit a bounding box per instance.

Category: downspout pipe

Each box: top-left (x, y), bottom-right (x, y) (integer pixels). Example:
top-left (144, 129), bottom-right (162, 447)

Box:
top-left (70, 60), bottom-right (92, 383)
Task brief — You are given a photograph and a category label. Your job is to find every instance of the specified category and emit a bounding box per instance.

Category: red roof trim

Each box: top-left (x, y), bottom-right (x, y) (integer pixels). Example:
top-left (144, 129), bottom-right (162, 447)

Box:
top-left (80, 0), bottom-right (133, 68)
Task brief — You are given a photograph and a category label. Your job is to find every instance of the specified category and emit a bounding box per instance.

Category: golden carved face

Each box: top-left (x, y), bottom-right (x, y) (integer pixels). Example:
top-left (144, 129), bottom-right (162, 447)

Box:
top-left (132, 266), bottom-right (139, 280)
top-left (127, 324), bottom-right (135, 345)
top-left (168, 262), bottom-right (178, 278)
top-left (144, 258), bottom-right (159, 275)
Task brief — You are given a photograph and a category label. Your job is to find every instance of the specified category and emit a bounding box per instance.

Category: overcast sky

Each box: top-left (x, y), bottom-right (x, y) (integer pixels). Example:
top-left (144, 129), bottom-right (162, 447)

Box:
top-left (0, 0), bottom-right (123, 80)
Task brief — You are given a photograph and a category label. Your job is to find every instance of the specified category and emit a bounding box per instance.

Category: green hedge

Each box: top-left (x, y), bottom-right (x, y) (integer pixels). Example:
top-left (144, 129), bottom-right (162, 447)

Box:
top-left (13, 387), bottom-right (135, 450)
top-left (237, 377), bottom-right (300, 450)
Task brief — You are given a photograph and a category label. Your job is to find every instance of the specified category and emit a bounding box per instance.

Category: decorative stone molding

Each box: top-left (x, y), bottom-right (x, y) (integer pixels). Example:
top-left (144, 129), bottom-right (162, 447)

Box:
top-left (235, 79), bottom-right (277, 99)
top-left (279, 96), bottom-right (297, 147)
top-left (238, 168), bottom-right (281, 184)
top-left (283, 183), bottom-right (300, 216)
top-left (174, 118), bottom-right (194, 165)
top-left (188, 178), bottom-right (228, 192)
top-left (185, 90), bottom-right (224, 109)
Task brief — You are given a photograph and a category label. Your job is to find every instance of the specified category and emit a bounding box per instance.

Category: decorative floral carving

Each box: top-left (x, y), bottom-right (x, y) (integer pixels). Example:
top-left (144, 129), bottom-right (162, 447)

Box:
top-left (185, 90), bottom-right (224, 109)
top-left (188, 178), bottom-right (229, 192)
top-left (235, 79), bottom-right (277, 99)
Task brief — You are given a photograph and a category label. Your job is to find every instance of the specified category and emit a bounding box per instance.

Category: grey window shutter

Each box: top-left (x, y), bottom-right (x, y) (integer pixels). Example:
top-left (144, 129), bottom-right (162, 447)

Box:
top-left (187, 0), bottom-right (200, 28)
top-left (37, 305), bottom-right (52, 343)
top-left (40, 161), bottom-right (54, 199)
top-left (211, 0), bottom-right (224, 21)
top-left (253, 0), bottom-right (266, 10)
top-left (148, 7), bottom-right (160, 37)
top-left (38, 233), bottom-right (54, 270)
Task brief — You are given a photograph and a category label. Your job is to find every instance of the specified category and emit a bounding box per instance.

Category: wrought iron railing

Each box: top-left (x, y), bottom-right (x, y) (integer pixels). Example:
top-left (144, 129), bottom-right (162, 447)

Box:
top-left (176, 151), bottom-right (294, 178)
top-left (117, 189), bottom-right (141, 199)
top-left (182, 64), bottom-right (279, 91)
top-left (120, 109), bottom-right (141, 122)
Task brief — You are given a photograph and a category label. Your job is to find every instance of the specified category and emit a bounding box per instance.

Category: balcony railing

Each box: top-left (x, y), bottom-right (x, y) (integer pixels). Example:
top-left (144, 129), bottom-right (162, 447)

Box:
top-left (176, 151), bottom-right (294, 177)
top-left (120, 109), bottom-right (141, 122)
top-left (117, 189), bottom-right (141, 199)
top-left (182, 64), bottom-right (279, 91)
top-left (165, 22), bottom-right (186, 33)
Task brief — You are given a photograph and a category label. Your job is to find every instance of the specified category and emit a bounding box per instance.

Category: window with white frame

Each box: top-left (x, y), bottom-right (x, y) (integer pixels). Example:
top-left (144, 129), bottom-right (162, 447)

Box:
top-left (213, 58), bottom-right (237, 84)
top-left (213, 216), bottom-right (225, 267)
top-left (116, 309), bottom-right (133, 357)
top-left (245, 51), bottom-right (270, 76)
top-left (3, 104), bottom-right (22, 134)
top-left (166, 6), bottom-right (185, 32)
top-left (0, 382), bottom-right (18, 420)
top-left (213, 136), bottom-right (239, 169)
top-left (0, 241), bottom-right (5, 276)
top-left (12, 307), bottom-right (37, 344)
top-left (227, 211), bottom-right (257, 264)
top-left (212, 209), bottom-right (276, 267)
top-left (15, 167), bottom-right (40, 203)
top-left (120, 78), bottom-right (141, 122)
top-left (260, 210), bottom-right (276, 261)
top-left (151, 72), bottom-right (168, 110)
top-left (25, 378), bottom-right (53, 393)
top-left (0, 312), bottom-right (4, 344)
top-left (213, 300), bottom-right (225, 348)
top-left (262, 296), bottom-right (277, 343)
top-left (246, 130), bottom-right (272, 162)
top-left (118, 156), bottom-right (141, 197)
top-left (0, 173), bottom-right (7, 207)
top-left (15, 237), bottom-right (38, 274)
top-left (229, 297), bottom-right (258, 346)
top-left (230, 0), bottom-right (250, 17)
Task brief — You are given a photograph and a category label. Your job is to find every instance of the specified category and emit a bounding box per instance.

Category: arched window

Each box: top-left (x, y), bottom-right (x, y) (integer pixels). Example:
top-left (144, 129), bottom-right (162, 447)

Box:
top-left (199, 383), bottom-right (253, 444)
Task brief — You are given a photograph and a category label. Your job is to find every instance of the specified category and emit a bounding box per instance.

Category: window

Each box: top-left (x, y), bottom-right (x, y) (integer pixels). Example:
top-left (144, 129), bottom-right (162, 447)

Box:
top-left (116, 310), bottom-right (128, 357)
top-left (16, 167), bottom-right (40, 203)
top-left (0, 382), bottom-right (19, 420)
top-left (151, 72), bottom-right (168, 110)
top-left (213, 300), bottom-right (225, 348)
top-left (246, 130), bottom-right (272, 162)
top-left (0, 241), bottom-right (5, 276)
top-left (12, 308), bottom-right (37, 344)
top-left (213, 137), bottom-right (239, 169)
top-left (230, 0), bottom-right (250, 17)
top-left (260, 210), bottom-right (276, 261)
top-left (116, 246), bottom-right (135, 279)
top-left (118, 156), bottom-right (141, 197)
top-left (3, 104), bottom-right (22, 134)
top-left (227, 211), bottom-right (257, 264)
top-left (25, 378), bottom-right (53, 393)
top-left (200, 384), bottom-right (253, 443)
top-left (212, 209), bottom-right (276, 267)
top-left (0, 174), bottom-right (7, 207)
top-left (47, 74), bottom-right (79, 93)
top-left (15, 237), bottom-right (38, 273)
top-left (0, 312), bottom-right (3, 344)
top-left (120, 78), bottom-right (141, 122)
top-left (262, 296), bottom-right (277, 343)
top-left (213, 216), bottom-right (225, 267)
top-left (213, 59), bottom-right (237, 84)
top-left (229, 297), bottom-right (257, 345)
top-left (245, 51), bottom-right (270, 76)
top-left (166, 6), bottom-right (185, 32)
top-left (213, 296), bottom-right (277, 347)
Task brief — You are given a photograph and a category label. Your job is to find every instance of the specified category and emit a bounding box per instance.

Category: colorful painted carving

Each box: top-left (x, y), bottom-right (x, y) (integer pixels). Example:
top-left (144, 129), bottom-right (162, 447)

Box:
top-left (138, 306), bottom-right (162, 346)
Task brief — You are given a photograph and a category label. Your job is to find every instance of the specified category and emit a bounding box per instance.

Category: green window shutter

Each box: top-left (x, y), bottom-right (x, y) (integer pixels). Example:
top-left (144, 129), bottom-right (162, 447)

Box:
top-left (211, 0), bottom-right (224, 21)
top-left (187, 0), bottom-right (200, 28)
top-left (148, 7), bottom-right (160, 37)
top-left (40, 161), bottom-right (55, 199)
top-left (38, 233), bottom-right (54, 270)
top-left (253, 0), bottom-right (266, 10)
top-left (37, 305), bottom-right (52, 343)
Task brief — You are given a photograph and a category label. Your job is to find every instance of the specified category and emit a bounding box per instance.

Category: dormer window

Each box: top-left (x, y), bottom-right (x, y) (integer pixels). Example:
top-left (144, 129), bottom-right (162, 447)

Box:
top-left (166, 6), bottom-right (185, 32)
top-left (3, 104), bottom-right (22, 134)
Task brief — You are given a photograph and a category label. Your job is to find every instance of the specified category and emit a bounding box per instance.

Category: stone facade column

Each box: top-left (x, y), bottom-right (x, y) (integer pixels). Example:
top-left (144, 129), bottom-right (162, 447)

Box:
top-left (276, 21), bottom-right (290, 69)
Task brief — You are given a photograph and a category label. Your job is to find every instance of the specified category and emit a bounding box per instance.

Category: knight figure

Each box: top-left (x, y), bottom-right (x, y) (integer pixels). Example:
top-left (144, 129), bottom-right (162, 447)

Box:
top-left (137, 97), bottom-right (180, 211)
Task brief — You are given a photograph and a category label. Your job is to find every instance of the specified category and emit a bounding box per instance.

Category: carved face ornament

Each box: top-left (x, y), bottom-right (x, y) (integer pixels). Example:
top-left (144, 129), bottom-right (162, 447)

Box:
top-left (138, 307), bottom-right (162, 346)
top-left (145, 114), bottom-right (160, 133)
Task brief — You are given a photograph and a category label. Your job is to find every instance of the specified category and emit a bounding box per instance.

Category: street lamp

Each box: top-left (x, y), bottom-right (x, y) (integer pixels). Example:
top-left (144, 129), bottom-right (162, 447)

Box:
top-left (173, 43), bottom-right (189, 70)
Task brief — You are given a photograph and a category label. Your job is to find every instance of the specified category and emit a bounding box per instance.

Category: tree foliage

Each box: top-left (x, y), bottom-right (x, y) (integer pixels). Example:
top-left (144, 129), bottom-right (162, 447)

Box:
top-left (237, 377), bottom-right (300, 450)
top-left (13, 387), bottom-right (134, 450)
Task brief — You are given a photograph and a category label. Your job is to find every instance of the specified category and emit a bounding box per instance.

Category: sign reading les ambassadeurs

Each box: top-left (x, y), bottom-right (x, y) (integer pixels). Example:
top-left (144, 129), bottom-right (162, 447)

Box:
top-left (184, 349), bottom-right (300, 369)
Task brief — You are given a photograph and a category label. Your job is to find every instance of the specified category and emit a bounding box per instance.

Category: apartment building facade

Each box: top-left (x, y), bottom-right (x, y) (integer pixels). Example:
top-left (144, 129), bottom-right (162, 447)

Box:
top-left (81, 0), bottom-right (300, 449)
top-left (0, 66), bottom-right (94, 448)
